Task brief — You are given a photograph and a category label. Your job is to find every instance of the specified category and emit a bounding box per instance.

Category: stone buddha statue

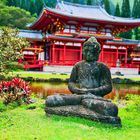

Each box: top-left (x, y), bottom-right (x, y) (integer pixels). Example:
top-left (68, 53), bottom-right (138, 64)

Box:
top-left (45, 37), bottom-right (121, 126)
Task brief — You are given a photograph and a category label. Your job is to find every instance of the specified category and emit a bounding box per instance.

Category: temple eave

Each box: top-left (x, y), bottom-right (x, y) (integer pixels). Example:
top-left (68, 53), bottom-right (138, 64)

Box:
top-left (29, 8), bottom-right (140, 31)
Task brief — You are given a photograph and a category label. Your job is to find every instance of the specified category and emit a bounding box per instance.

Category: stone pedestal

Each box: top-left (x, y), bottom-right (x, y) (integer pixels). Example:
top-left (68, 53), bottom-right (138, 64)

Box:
top-left (45, 105), bottom-right (121, 127)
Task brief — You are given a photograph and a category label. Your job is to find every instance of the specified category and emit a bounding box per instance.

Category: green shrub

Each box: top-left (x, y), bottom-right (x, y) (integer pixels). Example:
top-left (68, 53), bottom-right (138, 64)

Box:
top-left (0, 78), bottom-right (31, 104)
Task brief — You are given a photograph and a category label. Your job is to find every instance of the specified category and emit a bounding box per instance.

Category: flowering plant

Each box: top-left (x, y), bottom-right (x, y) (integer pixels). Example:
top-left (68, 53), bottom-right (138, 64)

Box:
top-left (0, 78), bottom-right (31, 104)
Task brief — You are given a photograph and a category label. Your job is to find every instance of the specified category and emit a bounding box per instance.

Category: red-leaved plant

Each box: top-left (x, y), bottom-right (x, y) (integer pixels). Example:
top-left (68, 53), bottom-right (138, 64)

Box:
top-left (0, 78), bottom-right (31, 104)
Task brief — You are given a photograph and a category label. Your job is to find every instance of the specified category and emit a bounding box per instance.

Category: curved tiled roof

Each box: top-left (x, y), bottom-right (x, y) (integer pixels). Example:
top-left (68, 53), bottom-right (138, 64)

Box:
top-left (54, 1), bottom-right (140, 23)
top-left (29, 0), bottom-right (140, 30)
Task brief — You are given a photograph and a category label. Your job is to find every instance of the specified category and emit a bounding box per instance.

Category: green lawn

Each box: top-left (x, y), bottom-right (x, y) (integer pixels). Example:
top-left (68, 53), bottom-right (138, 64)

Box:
top-left (112, 75), bottom-right (140, 81)
top-left (12, 72), bottom-right (69, 80)
top-left (12, 72), bottom-right (140, 81)
top-left (0, 95), bottom-right (140, 140)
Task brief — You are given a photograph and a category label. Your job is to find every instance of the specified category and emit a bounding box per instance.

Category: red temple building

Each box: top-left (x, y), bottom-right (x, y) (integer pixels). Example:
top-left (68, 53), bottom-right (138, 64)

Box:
top-left (20, 0), bottom-right (140, 74)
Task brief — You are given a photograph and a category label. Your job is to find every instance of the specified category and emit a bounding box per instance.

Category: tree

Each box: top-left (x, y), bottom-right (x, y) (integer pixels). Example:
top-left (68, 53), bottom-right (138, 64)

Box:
top-left (121, 0), bottom-right (131, 17)
top-left (120, 0), bottom-right (132, 39)
top-left (0, 5), bottom-right (36, 29)
top-left (7, 0), bottom-right (19, 7)
top-left (87, 0), bottom-right (92, 5)
top-left (119, 30), bottom-right (132, 39)
top-left (7, 0), bottom-right (14, 6)
top-left (35, 0), bottom-right (44, 15)
top-left (29, 0), bottom-right (37, 15)
top-left (132, 0), bottom-right (140, 40)
top-left (21, 0), bottom-right (27, 10)
top-left (44, 0), bottom-right (56, 8)
top-left (114, 3), bottom-right (120, 17)
top-left (132, 0), bottom-right (139, 18)
top-left (72, 0), bottom-right (79, 3)
top-left (0, 27), bottom-right (29, 75)
top-left (0, 0), bottom-right (7, 5)
top-left (103, 0), bottom-right (111, 14)
top-left (138, 0), bottom-right (140, 18)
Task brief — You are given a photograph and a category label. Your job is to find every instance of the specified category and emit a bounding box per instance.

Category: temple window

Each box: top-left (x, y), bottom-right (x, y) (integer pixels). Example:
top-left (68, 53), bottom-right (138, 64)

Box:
top-left (100, 29), bottom-right (105, 34)
top-left (105, 28), bottom-right (112, 36)
top-left (105, 28), bottom-right (111, 33)
top-left (80, 26), bottom-right (88, 33)
top-left (63, 25), bottom-right (70, 33)
top-left (64, 28), bottom-right (69, 33)
top-left (70, 25), bottom-right (76, 33)
top-left (88, 27), bottom-right (97, 33)
top-left (64, 25), bottom-right (76, 33)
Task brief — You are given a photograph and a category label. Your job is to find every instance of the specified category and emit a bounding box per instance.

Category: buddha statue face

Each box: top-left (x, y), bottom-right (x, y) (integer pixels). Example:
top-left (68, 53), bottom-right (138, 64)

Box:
top-left (83, 37), bottom-right (101, 62)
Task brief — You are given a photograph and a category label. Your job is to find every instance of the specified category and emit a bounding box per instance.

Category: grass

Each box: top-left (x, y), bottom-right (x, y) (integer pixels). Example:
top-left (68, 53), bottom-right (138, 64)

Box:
top-left (11, 72), bottom-right (140, 81)
top-left (0, 95), bottom-right (140, 140)
top-left (11, 72), bottom-right (70, 80)
top-left (112, 75), bottom-right (140, 81)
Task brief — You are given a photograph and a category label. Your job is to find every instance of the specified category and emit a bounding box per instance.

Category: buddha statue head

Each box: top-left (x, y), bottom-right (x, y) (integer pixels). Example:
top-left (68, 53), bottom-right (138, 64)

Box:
top-left (83, 37), bottom-right (101, 62)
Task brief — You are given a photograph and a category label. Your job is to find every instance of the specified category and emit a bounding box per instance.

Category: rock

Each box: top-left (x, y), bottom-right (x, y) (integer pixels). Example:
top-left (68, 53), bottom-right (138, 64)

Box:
top-left (115, 71), bottom-right (124, 76)
top-left (112, 78), bottom-right (122, 84)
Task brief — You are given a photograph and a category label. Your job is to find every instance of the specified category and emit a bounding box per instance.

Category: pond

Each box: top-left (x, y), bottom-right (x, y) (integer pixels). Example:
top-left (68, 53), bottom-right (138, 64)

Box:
top-left (30, 82), bottom-right (140, 99)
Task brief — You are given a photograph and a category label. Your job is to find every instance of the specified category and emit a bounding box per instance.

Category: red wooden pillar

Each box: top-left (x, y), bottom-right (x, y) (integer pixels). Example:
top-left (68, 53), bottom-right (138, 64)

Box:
top-left (101, 43), bottom-right (104, 62)
top-left (64, 42), bottom-right (66, 65)
top-left (33, 50), bottom-right (36, 64)
top-left (80, 43), bottom-right (82, 61)
top-left (99, 41), bottom-right (104, 62)
top-left (52, 43), bottom-right (55, 64)
top-left (125, 46), bottom-right (128, 65)
top-left (116, 46), bottom-right (118, 66)
top-left (49, 44), bottom-right (52, 64)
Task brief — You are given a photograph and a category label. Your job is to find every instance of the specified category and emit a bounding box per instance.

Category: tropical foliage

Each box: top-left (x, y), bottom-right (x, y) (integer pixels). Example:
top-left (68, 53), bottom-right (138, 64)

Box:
top-left (0, 27), bottom-right (29, 75)
top-left (0, 78), bottom-right (31, 104)
top-left (0, 3), bottom-right (36, 29)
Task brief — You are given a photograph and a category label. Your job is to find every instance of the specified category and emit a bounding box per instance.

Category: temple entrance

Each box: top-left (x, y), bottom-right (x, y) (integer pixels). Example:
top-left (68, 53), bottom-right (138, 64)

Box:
top-left (49, 41), bottom-right (82, 65)
top-left (118, 53), bottom-right (125, 66)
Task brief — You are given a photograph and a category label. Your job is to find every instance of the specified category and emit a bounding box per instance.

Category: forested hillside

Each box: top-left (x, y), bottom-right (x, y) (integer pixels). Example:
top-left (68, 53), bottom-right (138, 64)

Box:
top-left (0, 0), bottom-right (140, 39)
top-left (2, 0), bottom-right (136, 18)
top-left (0, 0), bottom-right (36, 29)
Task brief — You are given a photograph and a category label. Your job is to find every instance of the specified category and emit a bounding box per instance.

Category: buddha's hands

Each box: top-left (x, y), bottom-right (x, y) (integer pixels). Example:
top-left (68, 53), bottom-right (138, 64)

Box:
top-left (82, 93), bottom-right (97, 99)
top-left (75, 88), bottom-right (96, 95)
top-left (69, 82), bottom-right (97, 95)
top-left (74, 87), bottom-right (88, 94)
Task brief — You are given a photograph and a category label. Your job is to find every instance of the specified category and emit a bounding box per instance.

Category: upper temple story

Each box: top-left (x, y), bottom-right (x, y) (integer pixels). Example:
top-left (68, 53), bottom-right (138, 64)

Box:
top-left (29, 0), bottom-right (140, 36)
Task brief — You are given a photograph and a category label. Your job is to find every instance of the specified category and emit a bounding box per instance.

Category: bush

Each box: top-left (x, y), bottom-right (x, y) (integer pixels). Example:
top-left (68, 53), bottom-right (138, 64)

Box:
top-left (0, 78), bottom-right (31, 104)
top-left (48, 78), bottom-right (64, 82)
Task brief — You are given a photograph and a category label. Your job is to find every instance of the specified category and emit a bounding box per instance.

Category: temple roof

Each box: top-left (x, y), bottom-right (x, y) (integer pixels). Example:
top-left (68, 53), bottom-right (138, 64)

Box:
top-left (18, 30), bottom-right (140, 47)
top-left (19, 30), bottom-right (43, 41)
top-left (106, 38), bottom-right (140, 46)
top-left (55, 1), bottom-right (140, 24)
top-left (29, 0), bottom-right (140, 32)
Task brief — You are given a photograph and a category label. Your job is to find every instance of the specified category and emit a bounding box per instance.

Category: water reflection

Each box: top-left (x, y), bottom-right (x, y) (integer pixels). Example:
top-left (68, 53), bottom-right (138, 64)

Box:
top-left (30, 82), bottom-right (140, 99)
